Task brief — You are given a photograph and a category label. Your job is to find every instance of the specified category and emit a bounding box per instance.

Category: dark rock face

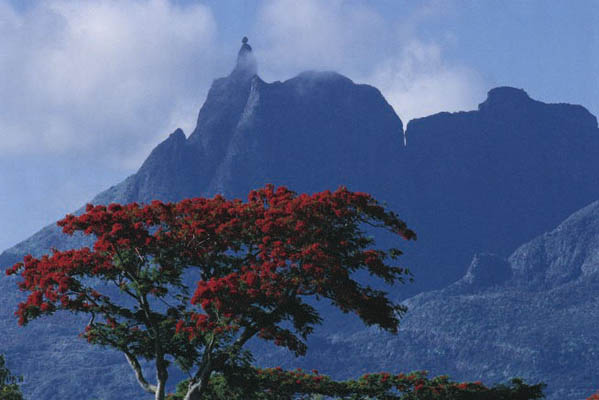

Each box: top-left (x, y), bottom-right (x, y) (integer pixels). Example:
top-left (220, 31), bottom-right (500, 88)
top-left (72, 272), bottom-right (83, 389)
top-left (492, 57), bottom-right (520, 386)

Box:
top-left (401, 86), bottom-right (599, 288)
top-left (199, 70), bottom-right (404, 199)
top-left (2, 39), bottom-right (599, 400)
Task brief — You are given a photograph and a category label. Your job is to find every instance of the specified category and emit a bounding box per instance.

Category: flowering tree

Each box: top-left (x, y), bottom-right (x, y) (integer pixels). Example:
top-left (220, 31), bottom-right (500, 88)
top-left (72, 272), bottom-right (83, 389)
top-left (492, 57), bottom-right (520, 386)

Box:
top-left (169, 368), bottom-right (546, 399)
top-left (7, 186), bottom-right (416, 400)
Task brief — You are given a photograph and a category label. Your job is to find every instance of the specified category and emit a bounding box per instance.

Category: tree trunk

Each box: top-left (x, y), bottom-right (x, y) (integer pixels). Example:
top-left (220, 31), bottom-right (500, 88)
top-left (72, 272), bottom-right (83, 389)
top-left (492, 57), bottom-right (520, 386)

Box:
top-left (183, 376), bottom-right (213, 400)
top-left (124, 352), bottom-right (158, 396)
top-left (155, 358), bottom-right (168, 400)
top-left (183, 363), bottom-right (212, 400)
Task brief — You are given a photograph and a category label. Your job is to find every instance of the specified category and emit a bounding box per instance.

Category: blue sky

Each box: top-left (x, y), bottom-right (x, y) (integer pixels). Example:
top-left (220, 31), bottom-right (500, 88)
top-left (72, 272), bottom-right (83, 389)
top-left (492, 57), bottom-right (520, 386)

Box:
top-left (0, 0), bottom-right (597, 251)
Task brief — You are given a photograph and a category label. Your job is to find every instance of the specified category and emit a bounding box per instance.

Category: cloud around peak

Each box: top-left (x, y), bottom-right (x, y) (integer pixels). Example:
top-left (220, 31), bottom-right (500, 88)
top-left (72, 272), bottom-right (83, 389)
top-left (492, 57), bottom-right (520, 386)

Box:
top-left (251, 0), bottom-right (484, 124)
top-left (368, 40), bottom-right (484, 123)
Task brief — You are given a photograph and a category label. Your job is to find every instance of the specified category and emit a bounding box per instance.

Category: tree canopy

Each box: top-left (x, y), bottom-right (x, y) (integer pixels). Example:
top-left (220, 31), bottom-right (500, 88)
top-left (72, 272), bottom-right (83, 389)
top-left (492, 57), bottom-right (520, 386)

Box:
top-left (7, 185), bottom-right (416, 400)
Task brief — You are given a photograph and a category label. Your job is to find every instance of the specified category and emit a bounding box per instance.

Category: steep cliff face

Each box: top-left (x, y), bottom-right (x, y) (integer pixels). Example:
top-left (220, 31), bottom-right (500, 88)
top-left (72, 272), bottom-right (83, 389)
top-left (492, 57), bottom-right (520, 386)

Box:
top-left (401, 86), bottom-right (599, 287)
top-left (201, 70), bottom-right (404, 199)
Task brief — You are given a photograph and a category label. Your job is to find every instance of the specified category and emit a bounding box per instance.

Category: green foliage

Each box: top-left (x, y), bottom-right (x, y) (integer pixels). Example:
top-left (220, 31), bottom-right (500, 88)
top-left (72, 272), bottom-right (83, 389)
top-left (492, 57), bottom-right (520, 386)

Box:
top-left (166, 367), bottom-right (545, 400)
top-left (0, 355), bottom-right (23, 400)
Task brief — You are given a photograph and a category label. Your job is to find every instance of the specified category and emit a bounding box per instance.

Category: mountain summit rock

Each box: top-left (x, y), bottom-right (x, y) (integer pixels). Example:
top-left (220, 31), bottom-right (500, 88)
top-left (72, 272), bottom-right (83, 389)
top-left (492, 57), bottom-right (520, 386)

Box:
top-left (235, 36), bottom-right (257, 76)
top-left (478, 86), bottom-right (533, 114)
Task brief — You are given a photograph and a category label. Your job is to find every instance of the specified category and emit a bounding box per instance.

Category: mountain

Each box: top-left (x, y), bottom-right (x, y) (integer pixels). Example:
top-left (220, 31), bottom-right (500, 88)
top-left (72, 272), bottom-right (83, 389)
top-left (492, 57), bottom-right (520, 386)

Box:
top-left (3, 42), bottom-right (599, 292)
top-left (0, 39), bottom-right (406, 400)
top-left (1, 38), bottom-right (599, 399)
top-left (300, 200), bottom-right (599, 399)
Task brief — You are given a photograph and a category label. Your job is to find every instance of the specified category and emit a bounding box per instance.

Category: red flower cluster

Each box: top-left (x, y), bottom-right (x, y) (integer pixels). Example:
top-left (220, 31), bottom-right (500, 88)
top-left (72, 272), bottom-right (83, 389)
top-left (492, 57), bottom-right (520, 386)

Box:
top-left (169, 186), bottom-right (415, 353)
top-left (6, 249), bottom-right (111, 325)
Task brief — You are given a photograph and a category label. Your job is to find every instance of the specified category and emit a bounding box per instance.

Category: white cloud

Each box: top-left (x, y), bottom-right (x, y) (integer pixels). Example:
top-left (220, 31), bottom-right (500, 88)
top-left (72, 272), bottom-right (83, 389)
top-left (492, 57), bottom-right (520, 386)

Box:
top-left (253, 0), bottom-right (387, 79)
top-left (0, 0), bottom-right (218, 169)
top-left (253, 0), bottom-right (485, 123)
top-left (368, 40), bottom-right (485, 124)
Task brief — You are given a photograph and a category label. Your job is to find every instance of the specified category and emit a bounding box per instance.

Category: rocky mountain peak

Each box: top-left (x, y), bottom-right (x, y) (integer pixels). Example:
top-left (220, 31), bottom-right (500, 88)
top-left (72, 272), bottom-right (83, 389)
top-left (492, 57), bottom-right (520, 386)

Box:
top-left (170, 127), bottom-right (186, 140)
top-left (477, 86), bottom-right (533, 113)
top-left (232, 36), bottom-right (257, 78)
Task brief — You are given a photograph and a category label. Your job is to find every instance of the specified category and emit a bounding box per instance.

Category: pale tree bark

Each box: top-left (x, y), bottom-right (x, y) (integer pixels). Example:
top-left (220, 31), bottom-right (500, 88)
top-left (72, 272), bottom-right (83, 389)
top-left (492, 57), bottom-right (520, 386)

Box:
top-left (124, 352), bottom-right (169, 400)
top-left (183, 341), bottom-right (214, 400)
top-left (124, 352), bottom-right (157, 395)
top-left (183, 326), bottom-right (259, 400)
top-left (183, 363), bottom-right (212, 400)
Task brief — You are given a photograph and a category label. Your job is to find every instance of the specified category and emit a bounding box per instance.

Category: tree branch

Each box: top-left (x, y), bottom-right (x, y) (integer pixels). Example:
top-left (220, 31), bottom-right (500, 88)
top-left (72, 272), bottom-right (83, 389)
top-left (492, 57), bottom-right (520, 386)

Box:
top-left (124, 352), bottom-right (157, 394)
top-left (232, 325), bottom-right (259, 352)
top-left (183, 333), bottom-right (218, 400)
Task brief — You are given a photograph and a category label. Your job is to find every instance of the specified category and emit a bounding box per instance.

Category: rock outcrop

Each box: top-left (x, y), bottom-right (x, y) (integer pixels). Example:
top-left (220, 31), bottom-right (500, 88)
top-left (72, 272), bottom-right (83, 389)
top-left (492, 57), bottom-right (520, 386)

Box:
top-left (400, 86), bottom-right (599, 288)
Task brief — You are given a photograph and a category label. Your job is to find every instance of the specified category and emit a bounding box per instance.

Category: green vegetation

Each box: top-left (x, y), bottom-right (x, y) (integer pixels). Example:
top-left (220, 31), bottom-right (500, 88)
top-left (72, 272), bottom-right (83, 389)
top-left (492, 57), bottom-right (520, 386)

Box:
top-left (0, 354), bottom-right (23, 400)
top-left (166, 368), bottom-right (546, 399)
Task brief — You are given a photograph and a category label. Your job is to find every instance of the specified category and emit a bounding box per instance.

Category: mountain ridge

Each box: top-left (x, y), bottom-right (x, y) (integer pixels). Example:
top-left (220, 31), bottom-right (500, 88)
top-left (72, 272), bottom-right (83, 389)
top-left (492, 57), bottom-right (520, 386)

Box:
top-left (5, 83), bottom-right (598, 286)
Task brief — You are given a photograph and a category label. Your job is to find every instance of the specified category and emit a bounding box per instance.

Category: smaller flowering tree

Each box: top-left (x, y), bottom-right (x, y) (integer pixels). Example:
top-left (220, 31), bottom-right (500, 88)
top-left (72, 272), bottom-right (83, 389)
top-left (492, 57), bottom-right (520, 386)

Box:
top-left (0, 354), bottom-right (23, 400)
top-left (7, 186), bottom-right (416, 400)
top-left (168, 368), bottom-right (546, 399)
